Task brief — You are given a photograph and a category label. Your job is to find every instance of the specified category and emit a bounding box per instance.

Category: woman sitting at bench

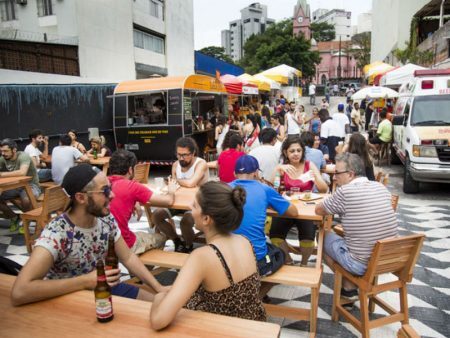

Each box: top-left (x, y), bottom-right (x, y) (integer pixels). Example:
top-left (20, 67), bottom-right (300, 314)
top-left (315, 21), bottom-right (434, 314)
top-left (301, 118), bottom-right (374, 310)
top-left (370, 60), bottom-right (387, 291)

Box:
top-left (150, 181), bottom-right (266, 329)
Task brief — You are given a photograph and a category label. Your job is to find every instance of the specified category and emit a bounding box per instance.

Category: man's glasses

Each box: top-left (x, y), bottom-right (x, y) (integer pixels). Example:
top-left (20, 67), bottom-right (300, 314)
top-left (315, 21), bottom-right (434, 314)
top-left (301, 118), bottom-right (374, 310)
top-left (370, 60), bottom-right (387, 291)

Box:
top-left (335, 170), bottom-right (350, 175)
top-left (176, 152), bottom-right (192, 159)
top-left (83, 185), bottom-right (112, 197)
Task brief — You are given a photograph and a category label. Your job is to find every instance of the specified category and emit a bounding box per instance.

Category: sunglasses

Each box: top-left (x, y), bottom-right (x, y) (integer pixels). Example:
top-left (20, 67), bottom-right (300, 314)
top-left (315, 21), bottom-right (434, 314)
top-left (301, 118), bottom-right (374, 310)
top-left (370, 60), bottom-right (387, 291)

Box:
top-left (83, 185), bottom-right (112, 197)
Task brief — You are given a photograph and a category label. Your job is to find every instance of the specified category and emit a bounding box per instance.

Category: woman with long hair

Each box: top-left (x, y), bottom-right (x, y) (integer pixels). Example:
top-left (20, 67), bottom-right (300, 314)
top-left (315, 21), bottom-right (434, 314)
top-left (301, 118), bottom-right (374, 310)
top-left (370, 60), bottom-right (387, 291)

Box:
top-left (67, 129), bottom-right (86, 154)
top-left (150, 182), bottom-right (266, 330)
top-left (243, 114), bottom-right (260, 151)
top-left (269, 136), bottom-right (328, 266)
top-left (337, 133), bottom-right (375, 181)
top-left (270, 114), bottom-right (286, 142)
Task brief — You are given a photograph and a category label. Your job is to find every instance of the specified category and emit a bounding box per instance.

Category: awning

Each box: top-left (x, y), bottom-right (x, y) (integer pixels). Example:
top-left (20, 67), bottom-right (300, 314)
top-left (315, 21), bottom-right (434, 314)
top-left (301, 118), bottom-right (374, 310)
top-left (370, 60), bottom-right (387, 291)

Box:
top-left (380, 63), bottom-right (428, 87)
top-left (114, 74), bottom-right (227, 94)
top-left (220, 74), bottom-right (243, 95)
top-left (365, 62), bottom-right (394, 84)
top-left (373, 67), bottom-right (399, 86)
top-left (261, 64), bottom-right (301, 84)
top-left (238, 73), bottom-right (270, 92)
top-left (254, 73), bottom-right (281, 90)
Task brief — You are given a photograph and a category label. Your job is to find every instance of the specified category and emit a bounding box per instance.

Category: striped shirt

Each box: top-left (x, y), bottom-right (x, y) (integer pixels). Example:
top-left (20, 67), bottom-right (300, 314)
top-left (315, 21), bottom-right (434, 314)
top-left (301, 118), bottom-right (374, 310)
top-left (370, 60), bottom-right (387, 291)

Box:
top-left (323, 177), bottom-right (398, 265)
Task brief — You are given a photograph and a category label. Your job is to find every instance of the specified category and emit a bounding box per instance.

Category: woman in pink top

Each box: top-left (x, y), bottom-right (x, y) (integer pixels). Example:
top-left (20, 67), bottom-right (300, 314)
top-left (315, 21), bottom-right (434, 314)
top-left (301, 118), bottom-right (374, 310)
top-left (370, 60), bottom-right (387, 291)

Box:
top-left (269, 136), bottom-right (328, 266)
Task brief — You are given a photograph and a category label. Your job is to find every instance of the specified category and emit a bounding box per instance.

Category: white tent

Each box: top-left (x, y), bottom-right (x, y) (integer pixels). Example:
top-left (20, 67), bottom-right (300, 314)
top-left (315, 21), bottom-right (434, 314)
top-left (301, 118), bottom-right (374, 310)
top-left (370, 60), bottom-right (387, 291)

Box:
top-left (380, 63), bottom-right (428, 87)
top-left (254, 73), bottom-right (281, 90)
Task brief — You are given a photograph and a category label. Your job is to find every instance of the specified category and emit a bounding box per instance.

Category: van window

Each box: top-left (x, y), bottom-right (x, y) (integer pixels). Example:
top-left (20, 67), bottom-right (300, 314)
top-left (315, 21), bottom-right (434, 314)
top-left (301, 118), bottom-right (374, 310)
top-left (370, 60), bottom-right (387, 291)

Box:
top-left (411, 95), bottom-right (450, 126)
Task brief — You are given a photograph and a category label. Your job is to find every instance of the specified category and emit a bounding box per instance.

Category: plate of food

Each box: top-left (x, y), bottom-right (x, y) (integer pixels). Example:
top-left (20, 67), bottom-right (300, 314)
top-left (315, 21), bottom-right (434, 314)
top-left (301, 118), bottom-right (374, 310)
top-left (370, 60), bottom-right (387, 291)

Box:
top-left (299, 192), bottom-right (322, 201)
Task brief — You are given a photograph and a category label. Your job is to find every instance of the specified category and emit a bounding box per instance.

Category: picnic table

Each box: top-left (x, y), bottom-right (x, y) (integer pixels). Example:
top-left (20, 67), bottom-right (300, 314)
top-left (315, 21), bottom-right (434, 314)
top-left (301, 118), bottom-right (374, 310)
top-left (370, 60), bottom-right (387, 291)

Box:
top-left (41, 155), bottom-right (111, 175)
top-left (0, 274), bottom-right (281, 338)
top-left (0, 176), bottom-right (38, 209)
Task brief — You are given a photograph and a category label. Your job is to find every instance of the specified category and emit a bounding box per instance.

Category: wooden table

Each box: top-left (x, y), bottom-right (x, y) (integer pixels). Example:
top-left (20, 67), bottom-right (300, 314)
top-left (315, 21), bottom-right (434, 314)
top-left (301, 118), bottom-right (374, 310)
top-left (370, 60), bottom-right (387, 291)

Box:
top-left (0, 176), bottom-right (38, 209)
top-left (0, 274), bottom-right (280, 338)
top-left (89, 156), bottom-right (111, 175)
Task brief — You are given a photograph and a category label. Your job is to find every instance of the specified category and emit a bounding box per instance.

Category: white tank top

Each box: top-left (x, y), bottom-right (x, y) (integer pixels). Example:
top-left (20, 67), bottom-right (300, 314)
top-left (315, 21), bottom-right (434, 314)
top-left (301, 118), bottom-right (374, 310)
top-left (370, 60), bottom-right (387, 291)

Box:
top-left (176, 157), bottom-right (208, 184)
top-left (286, 112), bottom-right (300, 135)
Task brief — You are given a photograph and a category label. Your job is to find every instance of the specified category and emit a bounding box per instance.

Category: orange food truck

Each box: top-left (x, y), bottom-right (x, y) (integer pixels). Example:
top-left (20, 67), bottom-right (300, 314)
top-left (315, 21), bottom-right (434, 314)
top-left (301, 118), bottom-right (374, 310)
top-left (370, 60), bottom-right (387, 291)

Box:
top-left (112, 75), bottom-right (228, 164)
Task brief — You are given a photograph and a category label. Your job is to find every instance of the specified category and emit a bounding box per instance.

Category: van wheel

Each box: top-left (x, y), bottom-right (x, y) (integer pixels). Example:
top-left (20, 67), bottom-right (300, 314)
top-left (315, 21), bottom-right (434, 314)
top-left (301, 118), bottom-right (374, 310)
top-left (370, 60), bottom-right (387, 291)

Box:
top-left (403, 157), bottom-right (419, 193)
top-left (391, 147), bottom-right (401, 165)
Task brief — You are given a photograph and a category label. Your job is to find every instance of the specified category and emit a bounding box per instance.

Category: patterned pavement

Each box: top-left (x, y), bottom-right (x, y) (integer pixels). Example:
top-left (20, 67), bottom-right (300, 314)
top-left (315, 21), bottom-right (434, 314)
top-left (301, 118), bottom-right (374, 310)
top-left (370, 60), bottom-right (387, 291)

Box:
top-left (1, 165), bottom-right (449, 337)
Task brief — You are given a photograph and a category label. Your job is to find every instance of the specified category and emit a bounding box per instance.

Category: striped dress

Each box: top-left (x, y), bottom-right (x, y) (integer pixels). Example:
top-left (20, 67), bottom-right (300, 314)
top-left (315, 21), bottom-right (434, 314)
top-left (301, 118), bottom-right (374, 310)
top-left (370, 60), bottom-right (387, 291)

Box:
top-left (323, 177), bottom-right (398, 265)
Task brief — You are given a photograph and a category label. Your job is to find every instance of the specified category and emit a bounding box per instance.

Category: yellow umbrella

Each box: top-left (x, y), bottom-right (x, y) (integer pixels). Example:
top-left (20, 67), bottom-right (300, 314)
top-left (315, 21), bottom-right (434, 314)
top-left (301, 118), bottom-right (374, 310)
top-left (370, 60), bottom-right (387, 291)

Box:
top-left (238, 73), bottom-right (271, 92)
top-left (367, 63), bottom-right (394, 84)
top-left (363, 61), bottom-right (384, 75)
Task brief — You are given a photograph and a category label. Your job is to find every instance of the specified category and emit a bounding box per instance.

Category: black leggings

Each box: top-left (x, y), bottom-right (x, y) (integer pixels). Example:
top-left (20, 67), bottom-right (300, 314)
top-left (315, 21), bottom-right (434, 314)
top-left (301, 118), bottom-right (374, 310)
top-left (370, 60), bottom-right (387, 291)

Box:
top-left (269, 218), bottom-right (316, 241)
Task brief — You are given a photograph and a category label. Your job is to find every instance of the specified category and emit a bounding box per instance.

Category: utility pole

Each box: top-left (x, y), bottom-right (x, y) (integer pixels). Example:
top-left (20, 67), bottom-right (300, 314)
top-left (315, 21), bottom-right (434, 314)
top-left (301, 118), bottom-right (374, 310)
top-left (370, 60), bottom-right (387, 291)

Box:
top-left (337, 36), bottom-right (342, 81)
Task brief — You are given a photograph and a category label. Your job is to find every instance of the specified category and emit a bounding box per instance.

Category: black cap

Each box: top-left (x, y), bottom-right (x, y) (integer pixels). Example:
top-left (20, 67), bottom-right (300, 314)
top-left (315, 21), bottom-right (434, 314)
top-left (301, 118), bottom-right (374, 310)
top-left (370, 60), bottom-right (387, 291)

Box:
top-left (61, 164), bottom-right (98, 198)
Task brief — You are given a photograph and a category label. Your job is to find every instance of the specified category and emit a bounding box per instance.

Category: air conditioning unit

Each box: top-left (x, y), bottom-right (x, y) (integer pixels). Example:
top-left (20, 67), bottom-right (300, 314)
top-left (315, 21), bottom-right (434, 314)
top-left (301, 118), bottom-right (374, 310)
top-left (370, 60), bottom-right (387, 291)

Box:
top-left (16, 0), bottom-right (27, 5)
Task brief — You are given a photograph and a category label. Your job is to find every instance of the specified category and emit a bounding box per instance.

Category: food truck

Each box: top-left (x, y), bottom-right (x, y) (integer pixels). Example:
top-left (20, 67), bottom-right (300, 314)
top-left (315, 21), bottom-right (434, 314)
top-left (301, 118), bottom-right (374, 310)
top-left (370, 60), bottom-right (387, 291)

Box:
top-left (112, 75), bottom-right (228, 164)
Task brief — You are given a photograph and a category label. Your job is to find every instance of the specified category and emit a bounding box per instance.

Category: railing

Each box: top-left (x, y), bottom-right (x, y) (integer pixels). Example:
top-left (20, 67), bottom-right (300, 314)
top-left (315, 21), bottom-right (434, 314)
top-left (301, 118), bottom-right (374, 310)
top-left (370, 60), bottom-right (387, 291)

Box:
top-left (0, 29), bottom-right (78, 45)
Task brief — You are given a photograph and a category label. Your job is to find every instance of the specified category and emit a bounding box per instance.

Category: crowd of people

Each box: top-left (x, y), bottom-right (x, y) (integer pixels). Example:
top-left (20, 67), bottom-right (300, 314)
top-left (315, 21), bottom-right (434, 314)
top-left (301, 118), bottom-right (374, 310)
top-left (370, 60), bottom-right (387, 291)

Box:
top-left (1, 93), bottom-right (398, 331)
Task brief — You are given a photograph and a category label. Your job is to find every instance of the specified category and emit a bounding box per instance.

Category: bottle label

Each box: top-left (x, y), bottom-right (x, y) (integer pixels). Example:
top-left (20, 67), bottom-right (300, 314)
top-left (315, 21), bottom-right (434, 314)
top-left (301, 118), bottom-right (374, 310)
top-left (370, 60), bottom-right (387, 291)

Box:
top-left (96, 297), bottom-right (113, 319)
top-left (97, 275), bottom-right (107, 282)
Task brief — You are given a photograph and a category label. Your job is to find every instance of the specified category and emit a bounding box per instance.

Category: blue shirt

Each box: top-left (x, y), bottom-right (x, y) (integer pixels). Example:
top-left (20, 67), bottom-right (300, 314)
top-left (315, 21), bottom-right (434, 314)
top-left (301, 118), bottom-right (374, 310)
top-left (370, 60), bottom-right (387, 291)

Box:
top-left (229, 179), bottom-right (290, 260)
top-left (305, 146), bottom-right (326, 170)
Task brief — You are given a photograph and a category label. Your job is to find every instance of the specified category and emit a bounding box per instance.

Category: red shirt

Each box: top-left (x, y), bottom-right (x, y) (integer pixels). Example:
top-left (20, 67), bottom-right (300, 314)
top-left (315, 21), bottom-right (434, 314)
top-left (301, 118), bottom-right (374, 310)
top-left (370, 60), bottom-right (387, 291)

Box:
top-left (218, 148), bottom-right (245, 183)
top-left (283, 161), bottom-right (314, 191)
top-left (108, 175), bottom-right (152, 248)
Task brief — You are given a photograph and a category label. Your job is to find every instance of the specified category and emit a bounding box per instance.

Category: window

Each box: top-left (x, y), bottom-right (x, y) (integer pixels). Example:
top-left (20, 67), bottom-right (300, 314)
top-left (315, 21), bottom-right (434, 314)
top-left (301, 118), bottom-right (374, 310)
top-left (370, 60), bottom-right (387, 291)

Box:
top-left (149, 0), bottom-right (164, 20)
top-left (254, 18), bottom-right (259, 22)
top-left (134, 29), bottom-right (165, 54)
top-left (0, 0), bottom-right (16, 21)
top-left (128, 93), bottom-right (167, 126)
top-left (243, 19), bottom-right (250, 23)
top-left (37, 0), bottom-right (54, 17)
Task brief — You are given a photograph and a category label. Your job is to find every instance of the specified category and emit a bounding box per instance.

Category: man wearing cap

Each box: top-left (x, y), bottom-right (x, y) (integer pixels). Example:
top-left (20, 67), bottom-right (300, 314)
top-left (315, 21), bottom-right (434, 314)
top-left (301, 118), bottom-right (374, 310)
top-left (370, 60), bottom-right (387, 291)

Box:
top-left (229, 155), bottom-right (298, 276)
top-left (11, 164), bottom-right (167, 306)
top-left (333, 103), bottom-right (351, 137)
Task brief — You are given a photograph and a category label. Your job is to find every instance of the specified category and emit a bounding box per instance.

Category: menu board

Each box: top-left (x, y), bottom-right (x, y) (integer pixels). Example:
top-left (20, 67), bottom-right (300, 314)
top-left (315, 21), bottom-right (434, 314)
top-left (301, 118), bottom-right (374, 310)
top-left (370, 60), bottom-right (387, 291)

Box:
top-left (168, 89), bottom-right (182, 115)
top-left (183, 96), bottom-right (192, 120)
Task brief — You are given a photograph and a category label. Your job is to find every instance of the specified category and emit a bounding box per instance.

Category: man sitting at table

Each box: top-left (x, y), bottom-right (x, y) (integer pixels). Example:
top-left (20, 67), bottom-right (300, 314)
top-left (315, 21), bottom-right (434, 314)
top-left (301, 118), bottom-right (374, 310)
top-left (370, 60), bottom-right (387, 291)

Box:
top-left (0, 138), bottom-right (41, 233)
top-left (152, 137), bottom-right (208, 253)
top-left (24, 129), bottom-right (52, 183)
top-left (368, 108), bottom-right (392, 155)
top-left (230, 155), bottom-right (298, 276)
top-left (11, 164), bottom-right (168, 306)
top-left (108, 150), bottom-right (176, 254)
top-left (51, 134), bottom-right (89, 185)
top-left (315, 153), bottom-right (398, 301)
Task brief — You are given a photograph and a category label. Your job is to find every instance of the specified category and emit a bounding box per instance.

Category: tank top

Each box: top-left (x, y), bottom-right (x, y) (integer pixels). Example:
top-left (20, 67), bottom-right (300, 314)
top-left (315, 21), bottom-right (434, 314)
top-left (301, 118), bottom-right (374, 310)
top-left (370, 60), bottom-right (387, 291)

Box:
top-left (185, 242), bottom-right (266, 322)
top-left (175, 157), bottom-right (208, 184)
top-left (283, 160), bottom-right (314, 191)
top-left (286, 111), bottom-right (300, 135)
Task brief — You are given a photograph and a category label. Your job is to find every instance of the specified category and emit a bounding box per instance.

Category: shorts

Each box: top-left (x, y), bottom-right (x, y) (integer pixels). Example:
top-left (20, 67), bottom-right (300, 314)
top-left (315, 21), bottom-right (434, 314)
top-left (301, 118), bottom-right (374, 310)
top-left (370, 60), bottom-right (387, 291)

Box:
top-left (0, 184), bottom-right (41, 201)
top-left (369, 135), bottom-right (383, 145)
top-left (269, 218), bottom-right (316, 242)
top-left (324, 232), bottom-right (367, 276)
top-left (111, 283), bottom-right (139, 299)
top-left (131, 231), bottom-right (167, 255)
top-left (257, 242), bottom-right (285, 277)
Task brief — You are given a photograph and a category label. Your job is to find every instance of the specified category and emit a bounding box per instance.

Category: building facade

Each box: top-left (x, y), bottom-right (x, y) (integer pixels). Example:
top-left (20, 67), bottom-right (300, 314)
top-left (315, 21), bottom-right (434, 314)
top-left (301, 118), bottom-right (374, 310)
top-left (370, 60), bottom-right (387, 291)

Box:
top-left (312, 9), bottom-right (352, 41)
top-left (293, 0), bottom-right (311, 39)
top-left (356, 12), bottom-right (372, 34)
top-left (370, 0), bottom-right (428, 64)
top-left (221, 2), bottom-right (274, 61)
top-left (0, 0), bottom-right (194, 80)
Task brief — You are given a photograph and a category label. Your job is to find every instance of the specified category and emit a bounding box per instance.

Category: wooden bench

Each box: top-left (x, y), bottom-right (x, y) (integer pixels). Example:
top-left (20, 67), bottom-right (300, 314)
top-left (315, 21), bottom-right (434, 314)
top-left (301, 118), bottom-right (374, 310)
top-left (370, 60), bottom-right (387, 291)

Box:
top-left (137, 249), bottom-right (322, 337)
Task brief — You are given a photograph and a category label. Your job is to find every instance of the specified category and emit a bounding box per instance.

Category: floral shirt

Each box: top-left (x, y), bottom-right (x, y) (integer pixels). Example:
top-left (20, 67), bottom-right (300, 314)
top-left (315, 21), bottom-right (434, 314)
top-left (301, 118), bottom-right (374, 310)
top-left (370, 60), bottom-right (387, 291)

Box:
top-left (34, 213), bottom-right (121, 279)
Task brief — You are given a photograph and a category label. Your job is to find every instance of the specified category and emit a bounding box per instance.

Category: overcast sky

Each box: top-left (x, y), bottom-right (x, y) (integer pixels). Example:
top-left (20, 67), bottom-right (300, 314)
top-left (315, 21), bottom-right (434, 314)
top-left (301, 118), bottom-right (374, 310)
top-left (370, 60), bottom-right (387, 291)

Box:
top-left (193, 0), bottom-right (373, 50)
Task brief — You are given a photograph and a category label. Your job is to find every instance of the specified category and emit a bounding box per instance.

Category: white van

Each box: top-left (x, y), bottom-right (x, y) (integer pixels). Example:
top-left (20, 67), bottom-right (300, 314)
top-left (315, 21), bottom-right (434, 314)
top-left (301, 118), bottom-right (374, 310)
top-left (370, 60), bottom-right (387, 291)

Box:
top-left (392, 69), bottom-right (450, 193)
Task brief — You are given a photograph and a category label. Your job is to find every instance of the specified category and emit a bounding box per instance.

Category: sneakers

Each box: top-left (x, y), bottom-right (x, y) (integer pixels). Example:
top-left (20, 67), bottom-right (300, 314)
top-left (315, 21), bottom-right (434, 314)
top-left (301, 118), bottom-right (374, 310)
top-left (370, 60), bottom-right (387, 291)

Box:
top-left (9, 217), bottom-right (21, 233)
top-left (340, 288), bottom-right (358, 301)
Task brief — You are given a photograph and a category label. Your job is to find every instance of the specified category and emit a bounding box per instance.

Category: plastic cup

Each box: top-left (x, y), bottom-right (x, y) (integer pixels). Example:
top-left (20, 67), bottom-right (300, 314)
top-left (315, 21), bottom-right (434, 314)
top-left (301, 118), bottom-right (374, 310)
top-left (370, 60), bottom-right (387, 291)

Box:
top-left (155, 177), bottom-right (164, 190)
top-left (290, 187), bottom-right (300, 199)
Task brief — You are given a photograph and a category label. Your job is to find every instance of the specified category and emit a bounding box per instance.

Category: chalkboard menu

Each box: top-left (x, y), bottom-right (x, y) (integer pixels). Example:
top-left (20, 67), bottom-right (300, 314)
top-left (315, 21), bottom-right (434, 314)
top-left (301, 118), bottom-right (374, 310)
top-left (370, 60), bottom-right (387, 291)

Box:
top-left (168, 89), bottom-right (182, 115)
top-left (183, 96), bottom-right (192, 120)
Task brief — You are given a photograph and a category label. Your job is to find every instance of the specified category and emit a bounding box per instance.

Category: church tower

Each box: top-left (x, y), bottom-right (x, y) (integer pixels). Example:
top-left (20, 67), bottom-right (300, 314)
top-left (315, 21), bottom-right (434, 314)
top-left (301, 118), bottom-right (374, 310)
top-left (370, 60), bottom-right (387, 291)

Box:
top-left (293, 0), bottom-right (311, 40)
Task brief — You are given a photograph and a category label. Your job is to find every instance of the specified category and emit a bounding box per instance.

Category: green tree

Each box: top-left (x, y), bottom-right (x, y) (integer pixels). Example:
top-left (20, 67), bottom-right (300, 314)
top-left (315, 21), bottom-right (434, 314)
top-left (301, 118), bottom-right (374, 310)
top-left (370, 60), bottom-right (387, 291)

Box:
top-left (238, 20), bottom-right (321, 78)
top-left (310, 22), bottom-right (336, 42)
top-left (351, 32), bottom-right (371, 71)
top-left (198, 46), bottom-right (234, 64)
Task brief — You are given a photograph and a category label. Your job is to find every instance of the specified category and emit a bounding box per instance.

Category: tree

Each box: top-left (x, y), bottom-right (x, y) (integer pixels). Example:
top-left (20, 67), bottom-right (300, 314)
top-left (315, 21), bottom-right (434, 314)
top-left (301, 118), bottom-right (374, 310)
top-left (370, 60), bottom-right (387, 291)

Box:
top-left (198, 46), bottom-right (234, 64)
top-left (238, 20), bottom-right (321, 78)
top-left (351, 32), bottom-right (371, 72)
top-left (310, 22), bottom-right (336, 42)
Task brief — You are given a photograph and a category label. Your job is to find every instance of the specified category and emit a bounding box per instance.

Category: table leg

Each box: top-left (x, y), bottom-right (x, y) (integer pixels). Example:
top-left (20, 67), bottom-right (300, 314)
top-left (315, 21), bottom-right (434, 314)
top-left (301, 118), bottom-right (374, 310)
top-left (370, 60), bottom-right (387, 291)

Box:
top-left (23, 183), bottom-right (38, 209)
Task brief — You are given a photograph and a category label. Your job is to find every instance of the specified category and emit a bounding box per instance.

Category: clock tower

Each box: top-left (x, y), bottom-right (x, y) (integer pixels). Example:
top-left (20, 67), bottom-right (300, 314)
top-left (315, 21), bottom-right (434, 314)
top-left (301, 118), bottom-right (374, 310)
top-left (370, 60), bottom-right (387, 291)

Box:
top-left (293, 0), bottom-right (311, 40)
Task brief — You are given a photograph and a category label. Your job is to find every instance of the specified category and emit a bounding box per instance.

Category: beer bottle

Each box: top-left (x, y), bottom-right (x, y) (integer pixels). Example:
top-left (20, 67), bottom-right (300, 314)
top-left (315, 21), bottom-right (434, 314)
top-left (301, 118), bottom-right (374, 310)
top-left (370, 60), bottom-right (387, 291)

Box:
top-left (94, 260), bottom-right (114, 323)
top-left (278, 176), bottom-right (285, 194)
top-left (93, 149), bottom-right (98, 159)
top-left (105, 233), bottom-right (118, 270)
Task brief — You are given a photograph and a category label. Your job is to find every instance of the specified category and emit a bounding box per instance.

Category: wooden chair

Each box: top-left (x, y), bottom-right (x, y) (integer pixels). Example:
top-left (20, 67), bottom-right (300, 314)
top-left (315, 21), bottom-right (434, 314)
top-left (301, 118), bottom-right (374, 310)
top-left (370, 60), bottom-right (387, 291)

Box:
top-left (397, 324), bottom-right (420, 338)
top-left (332, 234), bottom-right (425, 338)
top-left (133, 162), bottom-right (150, 184)
top-left (20, 185), bottom-right (69, 253)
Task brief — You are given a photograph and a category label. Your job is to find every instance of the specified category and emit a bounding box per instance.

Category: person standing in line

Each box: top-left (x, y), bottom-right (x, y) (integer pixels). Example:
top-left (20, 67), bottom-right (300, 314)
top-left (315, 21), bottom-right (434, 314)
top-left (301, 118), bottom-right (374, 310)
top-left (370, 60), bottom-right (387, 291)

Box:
top-left (309, 81), bottom-right (316, 105)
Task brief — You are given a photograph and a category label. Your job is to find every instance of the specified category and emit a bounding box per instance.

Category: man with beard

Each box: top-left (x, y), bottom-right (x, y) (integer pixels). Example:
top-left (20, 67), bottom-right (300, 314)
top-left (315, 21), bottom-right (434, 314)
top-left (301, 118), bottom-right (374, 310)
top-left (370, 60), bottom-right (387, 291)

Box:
top-left (108, 150), bottom-right (177, 254)
top-left (0, 138), bottom-right (41, 233)
top-left (152, 137), bottom-right (208, 253)
top-left (11, 164), bottom-right (167, 306)
top-left (24, 129), bottom-right (52, 182)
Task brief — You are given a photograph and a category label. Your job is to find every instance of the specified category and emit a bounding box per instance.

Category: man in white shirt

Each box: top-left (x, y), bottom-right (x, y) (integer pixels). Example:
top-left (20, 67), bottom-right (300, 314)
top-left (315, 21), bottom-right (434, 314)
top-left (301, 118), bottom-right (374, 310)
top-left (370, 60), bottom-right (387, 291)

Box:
top-left (24, 129), bottom-right (52, 182)
top-left (319, 109), bottom-right (342, 161)
top-left (284, 101), bottom-right (302, 139)
top-left (309, 82), bottom-right (316, 105)
top-left (249, 128), bottom-right (280, 181)
top-left (332, 103), bottom-right (350, 138)
top-left (51, 134), bottom-right (89, 185)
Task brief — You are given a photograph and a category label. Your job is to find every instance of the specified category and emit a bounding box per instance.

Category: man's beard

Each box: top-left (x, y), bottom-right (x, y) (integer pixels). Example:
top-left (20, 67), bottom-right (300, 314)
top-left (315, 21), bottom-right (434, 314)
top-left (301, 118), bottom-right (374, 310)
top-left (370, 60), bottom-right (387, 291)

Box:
top-left (179, 160), bottom-right (191, 168)
top-left (87, 195), bottom-right (110, 217)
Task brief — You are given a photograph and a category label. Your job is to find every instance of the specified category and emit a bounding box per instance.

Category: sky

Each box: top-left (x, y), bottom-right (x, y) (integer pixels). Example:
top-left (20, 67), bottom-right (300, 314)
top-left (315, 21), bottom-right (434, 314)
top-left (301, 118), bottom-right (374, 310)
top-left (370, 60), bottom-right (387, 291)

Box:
top-left (193, 0), bottom-right (373, 50)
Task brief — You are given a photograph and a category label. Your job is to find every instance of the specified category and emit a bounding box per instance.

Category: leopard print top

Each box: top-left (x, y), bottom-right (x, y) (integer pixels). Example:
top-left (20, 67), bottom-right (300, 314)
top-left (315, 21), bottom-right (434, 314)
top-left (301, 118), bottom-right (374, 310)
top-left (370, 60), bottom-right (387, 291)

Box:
top-left (185, 242), bottom-right (266, 322)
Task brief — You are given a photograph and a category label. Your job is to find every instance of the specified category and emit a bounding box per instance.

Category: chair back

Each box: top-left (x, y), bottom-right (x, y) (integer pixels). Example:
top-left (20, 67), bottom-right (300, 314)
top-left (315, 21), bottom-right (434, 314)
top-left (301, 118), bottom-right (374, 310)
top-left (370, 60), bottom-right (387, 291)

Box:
top-left (134, 162), bottom-right (150, 184)
top-left (364, 234), bottom-right (425, 284)
top-left (42, 186), bottom-right (69, 216)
